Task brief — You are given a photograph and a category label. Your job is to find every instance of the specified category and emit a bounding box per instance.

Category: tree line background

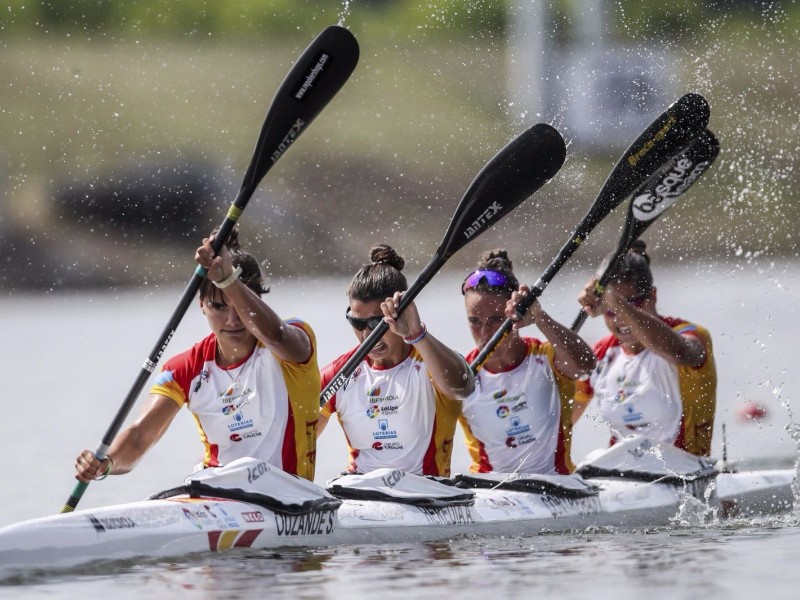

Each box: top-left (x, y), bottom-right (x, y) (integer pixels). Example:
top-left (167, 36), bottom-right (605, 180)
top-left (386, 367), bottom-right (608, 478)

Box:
top-left (1, 0), bottom-right (797, 290)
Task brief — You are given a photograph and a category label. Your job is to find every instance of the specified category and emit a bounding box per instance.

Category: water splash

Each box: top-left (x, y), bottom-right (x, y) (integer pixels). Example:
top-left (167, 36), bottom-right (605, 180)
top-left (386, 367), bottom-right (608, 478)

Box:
top-left (775, 384), bottom-right (800, 513)
top-left (338, 0), bottom-right (352, 26)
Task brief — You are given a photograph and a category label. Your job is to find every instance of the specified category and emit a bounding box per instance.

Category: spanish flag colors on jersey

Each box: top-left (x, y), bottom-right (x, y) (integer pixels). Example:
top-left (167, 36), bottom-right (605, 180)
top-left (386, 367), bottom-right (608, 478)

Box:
top-left (151, 320), bottom-right (320, 480)
top-left (320, 347), bottom-right (462, 477)
top-left (575, 316), bottom-right (716, 457)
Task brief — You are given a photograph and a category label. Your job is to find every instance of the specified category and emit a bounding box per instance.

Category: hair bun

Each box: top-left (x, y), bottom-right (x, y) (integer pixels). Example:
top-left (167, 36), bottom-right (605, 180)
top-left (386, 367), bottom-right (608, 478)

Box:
top-left (370, 244), bottom-right (405, 271)
top-left (478, 249), bottom-right (513, 272)
top-left (628, 239), bottom-right (650, 265)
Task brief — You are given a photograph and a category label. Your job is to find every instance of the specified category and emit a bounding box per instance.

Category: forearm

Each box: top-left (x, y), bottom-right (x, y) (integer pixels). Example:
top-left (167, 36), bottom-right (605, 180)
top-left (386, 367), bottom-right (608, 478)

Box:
top-left (413, 332), bottom-right (474, 400)
top-left (225, 282), bottom-right (311, 363)
top-left (534, 311), bottom-right (596, 377)
top-left (615, 304), bottom-right (704, 366)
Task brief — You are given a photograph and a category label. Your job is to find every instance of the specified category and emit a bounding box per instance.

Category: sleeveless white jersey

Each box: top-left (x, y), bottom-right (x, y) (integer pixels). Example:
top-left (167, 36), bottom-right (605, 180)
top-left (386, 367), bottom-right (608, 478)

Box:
top-left (152, 325), bottom-right (320, 479)
top-left (461, 338), bottom-right (574, 474)
top-left (591, 345), bottom-right (682, 445)
top-left (321, 347), bottom-right (461, 476)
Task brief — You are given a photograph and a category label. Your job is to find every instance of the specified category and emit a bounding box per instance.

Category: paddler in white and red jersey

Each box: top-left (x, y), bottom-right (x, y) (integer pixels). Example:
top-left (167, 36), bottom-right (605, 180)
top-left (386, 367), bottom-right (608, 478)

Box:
top-left (318, 244), bottom-right (474, 477)
top-left (75, 227), bottom-right (320, 483)
top-left (460, 250), bottom-right (596, 475)
top-left (573, 240), bottom-right (717, 456)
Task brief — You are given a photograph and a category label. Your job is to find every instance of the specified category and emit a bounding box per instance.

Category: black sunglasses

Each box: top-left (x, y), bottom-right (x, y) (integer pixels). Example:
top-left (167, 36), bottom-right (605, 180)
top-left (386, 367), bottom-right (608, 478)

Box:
top-left (345, 307), bottom-right (384, 331)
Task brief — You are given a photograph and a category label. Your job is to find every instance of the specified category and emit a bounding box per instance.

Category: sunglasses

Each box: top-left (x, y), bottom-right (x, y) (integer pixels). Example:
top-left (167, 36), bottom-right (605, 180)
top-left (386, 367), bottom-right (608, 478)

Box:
top-left (345, 307), bottom-right (384, 331)
top-left (461, 270), bottom-right (510, 295)
top-left (604, 293), bottom-right (649, 318)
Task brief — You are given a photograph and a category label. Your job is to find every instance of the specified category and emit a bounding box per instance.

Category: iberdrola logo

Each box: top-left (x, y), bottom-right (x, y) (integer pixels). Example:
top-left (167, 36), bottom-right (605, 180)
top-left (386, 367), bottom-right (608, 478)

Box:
top-left (368, 386), bottom-right (381, 397)
top-left (493, 389), bottom-right (508, 400)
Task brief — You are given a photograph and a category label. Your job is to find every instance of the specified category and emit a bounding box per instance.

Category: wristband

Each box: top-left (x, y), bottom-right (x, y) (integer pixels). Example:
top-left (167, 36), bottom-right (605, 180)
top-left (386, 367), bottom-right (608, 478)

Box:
top-left (213, 265), bottom-right (242, 289)
top-left (96, 455), bottom-right (114, 481)
top-left (403, 322), bottom-right (428, 345)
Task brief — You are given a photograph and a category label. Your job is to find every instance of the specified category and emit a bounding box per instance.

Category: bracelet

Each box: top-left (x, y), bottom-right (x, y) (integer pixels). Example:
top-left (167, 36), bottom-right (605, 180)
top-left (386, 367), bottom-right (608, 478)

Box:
top-left (96, 455), bottom-right (114, 481)
top-left (403, 322), bottom-right (428, 345)
top-left (212, 265), bottom-right (242, 289)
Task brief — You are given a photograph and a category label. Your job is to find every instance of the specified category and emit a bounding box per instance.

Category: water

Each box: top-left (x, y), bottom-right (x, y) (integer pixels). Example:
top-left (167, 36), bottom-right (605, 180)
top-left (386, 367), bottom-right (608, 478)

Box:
top-left (1, 260), bottom-right (799, 596)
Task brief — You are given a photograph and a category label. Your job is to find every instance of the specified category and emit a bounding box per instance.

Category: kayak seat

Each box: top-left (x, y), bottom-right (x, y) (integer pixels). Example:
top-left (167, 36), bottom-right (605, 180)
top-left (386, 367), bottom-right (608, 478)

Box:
top-left (148, 457), bottom-right (342, 516)
top-left (451, 472), bottom-right (599, 498)
top-left (327, 469), bottom-right (475, 508)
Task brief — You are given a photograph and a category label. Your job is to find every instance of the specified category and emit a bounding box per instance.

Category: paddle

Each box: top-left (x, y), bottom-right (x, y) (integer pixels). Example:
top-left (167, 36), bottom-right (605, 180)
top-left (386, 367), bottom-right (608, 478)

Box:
top-left (468, 92), bottom-right (710, 372)
top-left (62, 25), bottom-right (359, 513)
top-left (320, 123), bottom-right (567, 405)
top-left (570, 128), bottom-right (720, 332)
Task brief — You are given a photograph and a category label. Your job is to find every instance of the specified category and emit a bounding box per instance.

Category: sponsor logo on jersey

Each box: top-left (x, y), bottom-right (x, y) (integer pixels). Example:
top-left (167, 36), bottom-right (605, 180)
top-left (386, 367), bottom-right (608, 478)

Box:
top-left (372, 441), bottom-right (404, 450)
top-left (366, 404), bottom-right (399, 418)
top-left (373, 418), bottom-right (398, 440)
top-left (229, 430), bottom-right (262, 442)
top-left (505, 416), bottom-right (531, 436)
top-left (516, 433), bottom-right (536, 445)
top-left (496, 405), bottom-right (510, 418)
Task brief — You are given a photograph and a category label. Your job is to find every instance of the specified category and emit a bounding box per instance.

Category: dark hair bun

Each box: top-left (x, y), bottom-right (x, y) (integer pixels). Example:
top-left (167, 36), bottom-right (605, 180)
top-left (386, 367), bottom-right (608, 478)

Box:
top-left (478, 249), bottom-right (513, 272)
top-left (370, 244), bottom-right (405, 272)
top-left (628, 239), bottom-right (651, 265)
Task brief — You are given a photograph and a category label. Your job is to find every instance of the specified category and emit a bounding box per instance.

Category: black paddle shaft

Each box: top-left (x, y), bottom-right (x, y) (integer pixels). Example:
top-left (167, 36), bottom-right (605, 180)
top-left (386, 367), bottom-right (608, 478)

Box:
top-left (320, 123), bottom-right (567, 406)
top-left (62, 26), bottom-right (359, 514)
top-left (570, 128), bottom-right (720, 332)
top-left (469, 93), bottom-right (710, 373)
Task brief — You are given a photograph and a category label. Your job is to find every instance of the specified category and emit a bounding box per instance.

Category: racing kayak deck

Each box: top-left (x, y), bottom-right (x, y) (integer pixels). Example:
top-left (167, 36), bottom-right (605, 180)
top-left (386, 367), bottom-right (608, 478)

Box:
top-left (0, 440), bottom-right (795, 573)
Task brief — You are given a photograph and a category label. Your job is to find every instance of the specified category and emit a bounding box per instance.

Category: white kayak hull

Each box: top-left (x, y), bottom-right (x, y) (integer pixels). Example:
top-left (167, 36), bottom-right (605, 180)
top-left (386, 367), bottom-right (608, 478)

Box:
top-left (0, 468), bottom-right (794, 572)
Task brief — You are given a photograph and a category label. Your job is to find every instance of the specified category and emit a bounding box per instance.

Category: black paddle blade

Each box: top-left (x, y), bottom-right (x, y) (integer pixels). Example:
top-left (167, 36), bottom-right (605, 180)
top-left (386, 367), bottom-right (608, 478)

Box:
top-left (238, 25), bottom-right (359, 201)
top-left (569, 129), bottom-right (720, 332)
top-left (628, 128), bottom-right (720, 229)
top-left (61, 26), bottom-right (358, 514)
top-left (577, 92), bottom-right (710, 238)
top-left (320, 124), bottom-right (566, 406)
top-left (438, 123), bottom-right (566, 261)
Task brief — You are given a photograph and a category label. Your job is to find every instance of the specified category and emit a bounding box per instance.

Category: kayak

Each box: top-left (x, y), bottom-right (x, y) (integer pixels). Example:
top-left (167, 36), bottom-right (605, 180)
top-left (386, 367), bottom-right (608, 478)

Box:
top-left (0, 438), bottom-right (794, 573)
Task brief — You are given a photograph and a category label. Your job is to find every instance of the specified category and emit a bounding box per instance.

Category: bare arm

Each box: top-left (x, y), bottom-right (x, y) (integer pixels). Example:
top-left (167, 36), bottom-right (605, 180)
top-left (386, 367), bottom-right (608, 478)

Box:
top-left (75, 394), bottom-right (181, 482)
top-left (197, 236), bottom-right (312, 364)
top-left (316, 412), bottom-right (330, 438)
top-left (507, 286), bottom-right (596, 379)
top-left (382, 291), bottom-right (475, 400)
top-left (602, 286), bottom-right (706, 367)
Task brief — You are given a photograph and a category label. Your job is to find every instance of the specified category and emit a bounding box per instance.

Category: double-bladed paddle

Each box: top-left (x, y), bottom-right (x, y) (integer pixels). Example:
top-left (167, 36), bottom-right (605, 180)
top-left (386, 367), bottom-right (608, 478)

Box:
top-left (320, 123), bottom-right (567, 405)
top-left (469, 92), bottom-right (711, 372)
top-left (570, 128), bottom-right (720, 332)
top-left (62, 25), bottom-right (359, 513)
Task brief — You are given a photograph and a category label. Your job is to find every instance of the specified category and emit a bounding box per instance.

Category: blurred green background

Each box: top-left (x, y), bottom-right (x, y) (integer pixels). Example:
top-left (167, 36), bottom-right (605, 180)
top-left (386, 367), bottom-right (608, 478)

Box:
top-left (1, 0), bottom-right (798, 289)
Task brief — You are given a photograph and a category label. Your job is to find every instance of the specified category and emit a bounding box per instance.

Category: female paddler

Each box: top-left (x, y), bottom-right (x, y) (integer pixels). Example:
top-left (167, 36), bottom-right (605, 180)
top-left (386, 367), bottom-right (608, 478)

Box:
top-left (75, 228), bottom-right (320, 483)
top-left (573, 241), bottom-right (717, 456)
top-left (317, 244), bottom-right (474, 477)
top-left (460, 250), bottom-right (596, 474)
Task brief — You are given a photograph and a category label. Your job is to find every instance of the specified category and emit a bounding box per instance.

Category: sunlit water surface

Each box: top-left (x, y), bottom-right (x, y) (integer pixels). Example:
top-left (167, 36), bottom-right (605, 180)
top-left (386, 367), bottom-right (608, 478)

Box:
top-left (1, 261), bottom-right (799, 597)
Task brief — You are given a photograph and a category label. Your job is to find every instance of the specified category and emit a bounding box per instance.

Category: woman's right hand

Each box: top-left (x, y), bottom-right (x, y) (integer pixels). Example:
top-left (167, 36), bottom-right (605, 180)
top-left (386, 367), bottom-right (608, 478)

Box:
top-left (195, 235), bottom-right (233, 284)
top-left (577, 277), bottom-right (605, 318)
top-left (75, 450), bottom-right (112, 483)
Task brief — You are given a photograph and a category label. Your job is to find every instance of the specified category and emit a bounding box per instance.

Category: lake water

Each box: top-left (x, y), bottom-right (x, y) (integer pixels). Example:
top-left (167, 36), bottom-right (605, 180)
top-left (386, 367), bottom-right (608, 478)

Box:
top-left (1, 259), bottom-right (799, 597)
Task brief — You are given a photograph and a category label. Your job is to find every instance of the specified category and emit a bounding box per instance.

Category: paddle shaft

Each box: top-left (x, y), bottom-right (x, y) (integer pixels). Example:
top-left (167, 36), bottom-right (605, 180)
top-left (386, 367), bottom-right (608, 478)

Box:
top-left (320, 123), bottom-right (568, 405)
top-left (468, 93), bottom-right (711, 373)
top-left (62, 26), bottom-right (359, 513)
top-left (571, 129), bottom-right (720, 332)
